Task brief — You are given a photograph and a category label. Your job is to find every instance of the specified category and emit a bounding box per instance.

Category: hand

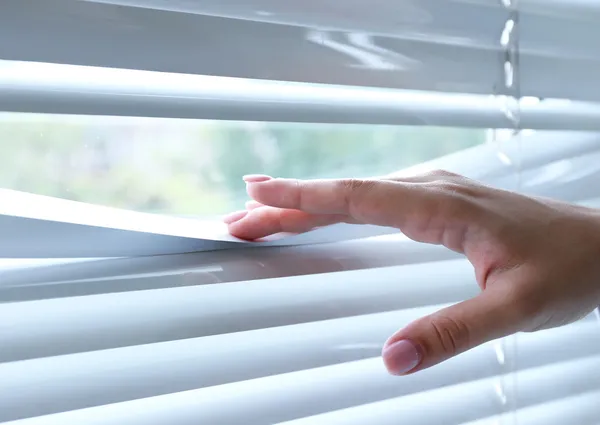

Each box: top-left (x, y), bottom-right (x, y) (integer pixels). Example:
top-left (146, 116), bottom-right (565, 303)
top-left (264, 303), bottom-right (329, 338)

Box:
top-left (224, 171), bottom-right (600, 376)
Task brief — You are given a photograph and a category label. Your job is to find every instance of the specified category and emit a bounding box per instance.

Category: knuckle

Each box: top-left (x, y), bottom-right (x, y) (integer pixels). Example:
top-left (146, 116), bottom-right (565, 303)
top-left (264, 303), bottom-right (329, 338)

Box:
top-left (294, 179), bottom-right (305, 208)
top-left (338, 178), bottom-right (376, 211)
top-left (425, 179), bottom-right (484, 201)
top-left (339, 178), bottom-right (372, 192)
top-left (428, 314), bottom-right (471, 357)
top-left (426, 169), bottom-right (460, 178)
top-left (434, 181), bottom-right (465, 194)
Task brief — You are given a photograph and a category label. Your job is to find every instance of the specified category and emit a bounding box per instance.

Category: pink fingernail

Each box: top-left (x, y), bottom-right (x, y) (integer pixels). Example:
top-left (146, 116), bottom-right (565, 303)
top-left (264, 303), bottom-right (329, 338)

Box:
top-left (243, 174), bottom-right (272, 183)
top-left (382, 340), bottom-right (421, 375)
top-left (222, 210), bottom-right (248, 224)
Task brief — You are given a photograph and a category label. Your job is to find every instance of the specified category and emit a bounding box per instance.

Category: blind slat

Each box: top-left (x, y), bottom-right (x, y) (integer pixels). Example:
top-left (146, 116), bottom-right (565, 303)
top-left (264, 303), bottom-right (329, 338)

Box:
top-left (397, 132), bottom-right (600, 203)
top-left (6, 356), bottom-right (599, 425)
top-left (0, 260), bottom-right (474, 362)
top-left (2, 61), bottom-right (600, 129)
top-left (0, 68), bottom-right (508, 127)
top-left (0, 0), bottom-right (504, 96)
top-left (2, 0), bottom-right (598, 100)
top-left (2, 320), bottom-right (599, 422)
top-left (0, 236), bottom-right (453, 289)
top-left (277, 356), bottom-right (600, 425)
top-left (0, 187), bottom-right (399, 258)
top-left (84, 0), bottom-right (600, 23)
top-left (520, 0), bottom-right (600, 18)
top-left (460, 390), bottom-right (600, 425)
top-left (0, 237), bottom-right (455, 303)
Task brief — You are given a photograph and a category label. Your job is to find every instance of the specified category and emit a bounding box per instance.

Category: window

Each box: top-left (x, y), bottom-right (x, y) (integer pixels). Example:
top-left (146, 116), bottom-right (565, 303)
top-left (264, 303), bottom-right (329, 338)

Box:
top-left (1, 1), bottom-right (600, 425)
top-left (0, 111), bottom-right (483, 217)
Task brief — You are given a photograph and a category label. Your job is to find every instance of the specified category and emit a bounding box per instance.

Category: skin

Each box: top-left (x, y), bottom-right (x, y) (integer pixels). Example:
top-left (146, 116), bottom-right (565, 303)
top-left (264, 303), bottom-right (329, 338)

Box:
top-left (223, 170), bottom-right (600, 376)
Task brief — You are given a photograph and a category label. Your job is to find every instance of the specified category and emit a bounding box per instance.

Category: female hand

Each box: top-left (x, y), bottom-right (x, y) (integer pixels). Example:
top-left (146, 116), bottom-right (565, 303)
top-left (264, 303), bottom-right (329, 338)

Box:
top-left (224, 171), bottom-right (600, 376)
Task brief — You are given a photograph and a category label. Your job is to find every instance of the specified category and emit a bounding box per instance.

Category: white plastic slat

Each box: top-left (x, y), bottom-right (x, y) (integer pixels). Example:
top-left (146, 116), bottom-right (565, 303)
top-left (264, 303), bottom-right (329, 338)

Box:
top-left (70, 0), bottom-right (600, 78)
top-left (520, 0), bottom-right (600, 17)
top-left (0, 0), bottom-right (506, 96)
top-left (0, 60), bottom-right (506, 127)
top-left (510, 150), bottom-right (600, 203)
top-left (2, 1), bottom-right (599, 101)
top-left (461, 390), bottom-right (600, 425)
top-left (399, 130), bottom-right (600, 184)
top-left (85, 0), bottom-right (600, 23)
top-left (0, 259), bottom-right (476, 362)
top-left (519, 55), bottom-right (600, 102)
top-left (0, 186), bottom-right (401, 259)
top-left (520, 101), bottom-right (600, 132)
top-left (6, 355), bottom-right (600, 425)
top-left (2, 60), bottom-right (600, 129)
top-left (2, 319), bottom-right (599, 422)
top-left (0, 233), bottom-right (454, 288)
top-left (277, 356), bottom-right (600, 425)
top-left (0, 306), bottom-right (441, 421)
top-left (0, 240), bottom-right (456, 303)
top-left (74, 0), bottom-right (509, 36)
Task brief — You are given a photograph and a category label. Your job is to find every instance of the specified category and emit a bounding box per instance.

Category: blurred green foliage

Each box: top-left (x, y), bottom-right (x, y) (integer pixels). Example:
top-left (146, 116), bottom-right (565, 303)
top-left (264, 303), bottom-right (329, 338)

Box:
top-left (0, 114), bottom-right (484, 215)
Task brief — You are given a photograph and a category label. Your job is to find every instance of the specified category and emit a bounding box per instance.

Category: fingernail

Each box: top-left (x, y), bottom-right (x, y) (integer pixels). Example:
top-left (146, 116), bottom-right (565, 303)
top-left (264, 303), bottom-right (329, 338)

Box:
top-left (243, 174), bottom-right (272, 183)
top-left (222, 210), bottom-right (248, 224)
top-left (382, 340), bottom-right (421, 375)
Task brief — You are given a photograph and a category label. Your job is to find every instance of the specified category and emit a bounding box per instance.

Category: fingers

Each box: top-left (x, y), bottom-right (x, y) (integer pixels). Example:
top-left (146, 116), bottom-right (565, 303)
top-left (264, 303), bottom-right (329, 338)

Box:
top-left (382, 285), bottom-right (522, 375)
top-left (227, 205), bottom-right (350, 240)
top-left (225, 198), bottom-right (352, 240)
top-left (227, 199), bottom-right (351, 240)
top-left (243, 175), bottom-right (435, 230)
top-left (228, 172), bottom-right (480, 246)
top-left (241, 174), bottom-right (480, 250)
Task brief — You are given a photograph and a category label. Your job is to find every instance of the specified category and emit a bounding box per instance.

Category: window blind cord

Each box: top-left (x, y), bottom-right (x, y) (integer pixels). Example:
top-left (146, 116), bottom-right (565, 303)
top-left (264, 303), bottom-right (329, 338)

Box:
top-left (493, 0), bottom-right (522, 189)
top-left (497, 1), bottom-right (521, 422)
top-left (503, 0), bottom-right (600, 383)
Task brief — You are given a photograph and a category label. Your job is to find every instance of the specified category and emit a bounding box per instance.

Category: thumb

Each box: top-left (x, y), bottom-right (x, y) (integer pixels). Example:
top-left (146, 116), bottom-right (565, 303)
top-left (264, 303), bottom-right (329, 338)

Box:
top-left (382, 286), bottom-right (522, 375)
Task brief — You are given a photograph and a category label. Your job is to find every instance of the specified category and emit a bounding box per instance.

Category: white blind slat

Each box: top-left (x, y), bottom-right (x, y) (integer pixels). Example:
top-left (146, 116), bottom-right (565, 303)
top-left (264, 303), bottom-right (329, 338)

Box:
top-left (0, 236), bottom-right (453, 288)
top-left (276, 356), bottom-right (600, 425)
top-left (2, 0), bottom-right (598, 100)
top-left (85, 0), bottom-right (600, 24)
top-left (2, 320), bottom-right (599, 422)
top-left (0, 186), bottom-right (401, 258)
top-left (2, 61), bottom-right (600, 130)
top-left (520, 0), bottom-right (600, 18)
top-left (0, 237), bottom-right (456, 304)
top-left (0, 0), bottom-right (504, 95)
top-left (0, 61), bottom-right (509, 128)
top-left (0, 259), bottom-right (474, 362)
top-left (6, 356), bottom-right (599, 425)
top-left (400, 131), bottom-right (600, 183)
top-left (461, 391), bottom-right (600, 425)
top-left (72, 0), bottom-right (509, 35)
